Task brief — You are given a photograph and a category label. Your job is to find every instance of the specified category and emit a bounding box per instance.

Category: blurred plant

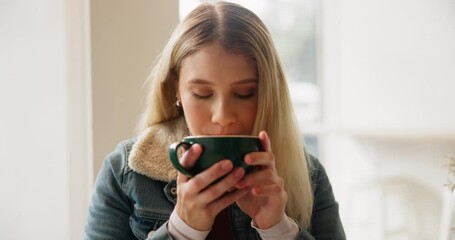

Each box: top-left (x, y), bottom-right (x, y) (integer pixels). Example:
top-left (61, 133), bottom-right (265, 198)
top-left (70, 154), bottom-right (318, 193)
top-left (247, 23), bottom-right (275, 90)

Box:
top-left (444, 156), bottom-right (455, 234)
top-left (445, 156), bottom-right (455, 193)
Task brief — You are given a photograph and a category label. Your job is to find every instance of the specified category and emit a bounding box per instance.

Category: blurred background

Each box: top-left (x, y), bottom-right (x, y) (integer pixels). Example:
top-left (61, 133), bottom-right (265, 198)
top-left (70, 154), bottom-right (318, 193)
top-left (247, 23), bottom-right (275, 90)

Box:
top-left (1, 0), bottom-right (454, 239)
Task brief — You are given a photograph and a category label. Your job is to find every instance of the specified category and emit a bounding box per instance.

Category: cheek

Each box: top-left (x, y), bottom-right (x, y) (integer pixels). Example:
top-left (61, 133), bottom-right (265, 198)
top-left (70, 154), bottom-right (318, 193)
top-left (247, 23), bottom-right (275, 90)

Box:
top-left (185, 105), bottom-right (205, 119)
top-left (181, 97), bottom-right (209, 132)
top-left (240, 100), bottom-right (258, 129)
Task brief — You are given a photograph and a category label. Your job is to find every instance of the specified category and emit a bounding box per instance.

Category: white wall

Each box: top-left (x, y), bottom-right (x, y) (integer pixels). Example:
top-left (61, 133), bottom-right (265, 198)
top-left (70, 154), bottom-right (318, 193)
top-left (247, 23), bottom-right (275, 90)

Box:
top-left (319, 0), bottom-right (455, 239)
top-left (66, 0), bottom-right (93, 239)
top-left (1, 1), bottom-right (180, 238)
top-left (91, 0), bottom-right (179, 178)
top-left (0, 0), bottom-right (178, 239)
top-left (339, 0), bottom-right (455, 131)
top-left (0, 0), bottom-right (73, 239)
top-left (331, 0), bottom-right (455, 131)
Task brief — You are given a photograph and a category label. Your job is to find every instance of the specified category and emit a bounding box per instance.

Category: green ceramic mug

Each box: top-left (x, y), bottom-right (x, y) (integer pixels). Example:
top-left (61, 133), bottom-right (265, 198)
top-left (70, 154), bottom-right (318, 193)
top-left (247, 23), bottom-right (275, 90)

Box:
top-left (169, 135), bottom-right (263, 177)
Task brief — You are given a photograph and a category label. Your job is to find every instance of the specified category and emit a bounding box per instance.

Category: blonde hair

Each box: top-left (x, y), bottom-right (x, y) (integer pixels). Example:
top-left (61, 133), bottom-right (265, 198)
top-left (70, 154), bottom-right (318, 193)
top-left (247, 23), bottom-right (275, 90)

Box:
top-left (140, 2), bottom-right (314, 229)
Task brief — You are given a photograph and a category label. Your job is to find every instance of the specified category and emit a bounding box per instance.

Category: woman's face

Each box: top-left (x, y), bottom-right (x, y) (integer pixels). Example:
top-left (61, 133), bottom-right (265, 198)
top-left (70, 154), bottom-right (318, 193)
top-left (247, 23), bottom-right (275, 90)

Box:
top-left (177, 44), bottom-right (258, 136)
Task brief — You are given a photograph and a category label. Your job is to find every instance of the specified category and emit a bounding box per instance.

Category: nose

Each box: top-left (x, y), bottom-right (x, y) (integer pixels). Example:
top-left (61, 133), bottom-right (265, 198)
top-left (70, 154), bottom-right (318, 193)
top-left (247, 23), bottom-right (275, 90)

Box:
top-left (211, 99), bottom-right (236, 127)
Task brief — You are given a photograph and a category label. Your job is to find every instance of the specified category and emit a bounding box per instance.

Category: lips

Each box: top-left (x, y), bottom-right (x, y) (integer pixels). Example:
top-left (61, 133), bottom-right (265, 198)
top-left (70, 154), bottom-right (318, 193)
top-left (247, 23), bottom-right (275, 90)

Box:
top-left (200, 125), bottom-right (246, 135)
top-left (203, 133), bottom-right (241, 136)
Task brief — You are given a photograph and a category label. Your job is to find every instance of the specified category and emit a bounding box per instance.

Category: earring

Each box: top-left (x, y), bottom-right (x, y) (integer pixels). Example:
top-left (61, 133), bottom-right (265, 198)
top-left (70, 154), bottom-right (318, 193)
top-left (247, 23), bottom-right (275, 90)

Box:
top-left (176, 98), bottom-right (182, 107)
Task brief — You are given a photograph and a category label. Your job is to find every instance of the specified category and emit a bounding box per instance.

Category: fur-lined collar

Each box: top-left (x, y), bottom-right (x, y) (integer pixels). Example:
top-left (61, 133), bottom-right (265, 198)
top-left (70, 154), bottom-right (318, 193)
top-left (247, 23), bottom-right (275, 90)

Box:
top-left (128, 117), bottom-right (189, 182)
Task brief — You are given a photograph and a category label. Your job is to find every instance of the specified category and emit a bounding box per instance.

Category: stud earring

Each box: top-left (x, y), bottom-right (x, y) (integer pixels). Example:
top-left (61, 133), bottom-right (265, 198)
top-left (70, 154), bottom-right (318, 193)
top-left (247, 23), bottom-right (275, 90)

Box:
top-left (176, 99), bottom-right (182, 107)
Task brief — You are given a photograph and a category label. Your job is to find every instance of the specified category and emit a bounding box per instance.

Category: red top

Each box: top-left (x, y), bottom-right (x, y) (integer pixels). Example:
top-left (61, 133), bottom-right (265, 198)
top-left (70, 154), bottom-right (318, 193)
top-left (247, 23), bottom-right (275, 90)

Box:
top-left (206, 207), bottom-right (235, 240)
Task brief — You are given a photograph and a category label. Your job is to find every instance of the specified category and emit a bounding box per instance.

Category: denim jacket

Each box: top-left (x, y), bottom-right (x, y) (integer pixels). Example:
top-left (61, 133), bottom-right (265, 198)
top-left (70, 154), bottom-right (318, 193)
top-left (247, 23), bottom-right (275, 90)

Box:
top-left (85, 117), bottom-right (346, 240)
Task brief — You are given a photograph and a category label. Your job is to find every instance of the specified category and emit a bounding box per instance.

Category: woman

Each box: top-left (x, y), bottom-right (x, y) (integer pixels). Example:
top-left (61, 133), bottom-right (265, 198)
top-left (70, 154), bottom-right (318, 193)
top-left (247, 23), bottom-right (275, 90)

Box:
top-left (85, 2), bottom-right (345, 239)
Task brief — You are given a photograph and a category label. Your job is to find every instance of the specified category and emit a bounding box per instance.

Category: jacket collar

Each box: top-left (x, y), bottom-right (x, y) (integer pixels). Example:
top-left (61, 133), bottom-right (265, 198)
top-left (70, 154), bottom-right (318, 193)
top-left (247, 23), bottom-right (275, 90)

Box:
top-left (128, 117), bottom-right (189, 182)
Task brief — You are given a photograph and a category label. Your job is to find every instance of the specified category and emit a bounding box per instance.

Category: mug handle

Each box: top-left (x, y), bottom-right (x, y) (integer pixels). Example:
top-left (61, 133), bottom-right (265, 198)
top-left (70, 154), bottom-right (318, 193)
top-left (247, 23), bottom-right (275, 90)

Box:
top-left (169, 141), bottom-right (196, 177)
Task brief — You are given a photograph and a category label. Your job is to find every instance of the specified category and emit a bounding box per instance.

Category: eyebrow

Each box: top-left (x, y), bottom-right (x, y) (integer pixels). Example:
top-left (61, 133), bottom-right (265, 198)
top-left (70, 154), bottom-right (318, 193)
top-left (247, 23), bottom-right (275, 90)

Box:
top-left (187, 78), bottom-right (258, 85)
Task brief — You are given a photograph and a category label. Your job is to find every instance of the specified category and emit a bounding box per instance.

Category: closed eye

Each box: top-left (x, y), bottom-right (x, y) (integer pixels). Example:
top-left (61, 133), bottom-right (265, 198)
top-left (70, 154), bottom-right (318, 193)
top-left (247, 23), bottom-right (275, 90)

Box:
top-left (192, 92), bottom-right (212, 99)
top-left (235, 92), bottom-right (256, 100)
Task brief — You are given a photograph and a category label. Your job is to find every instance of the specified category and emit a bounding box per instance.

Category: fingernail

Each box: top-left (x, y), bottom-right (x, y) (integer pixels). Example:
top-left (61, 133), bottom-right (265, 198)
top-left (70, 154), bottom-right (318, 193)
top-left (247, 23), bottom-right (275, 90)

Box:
top-left (222, 161), bottom-right (232, 170)
top-left (245, 156), bottom-right (254, 164)
top-left (192, 144), bottom-right (202, 152)
top-left (234, 168), bottom-right (244, 178)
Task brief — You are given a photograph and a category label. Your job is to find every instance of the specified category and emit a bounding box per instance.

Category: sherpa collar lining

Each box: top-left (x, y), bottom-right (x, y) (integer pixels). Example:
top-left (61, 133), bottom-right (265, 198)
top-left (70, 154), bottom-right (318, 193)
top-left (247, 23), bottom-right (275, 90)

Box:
top-left (128, 117), bottom-right (189, 182)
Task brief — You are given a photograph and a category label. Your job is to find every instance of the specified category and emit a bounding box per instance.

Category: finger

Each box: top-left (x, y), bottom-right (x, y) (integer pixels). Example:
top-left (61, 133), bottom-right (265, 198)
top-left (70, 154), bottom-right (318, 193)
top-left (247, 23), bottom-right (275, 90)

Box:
top-left (208, 188), bottom-right (249, 213)
top-left (180, 144), bottom-right (203, 168)
top-left (188, 160), bottom-right (234, 192)
top-left (236, 169), bottom-right (283, 189)
top-left (200, 167), bottom-right (245, 201)
top-left (244, 151), bottom-right (275, 167)
top-left (176, 144), bottom-right (203, 185)
top-left (251, 184), bottom-right (287, 197)
top-left (259, 131), bottom-right (272, 152)
top-left (177, 171), bottom-right (190, 184)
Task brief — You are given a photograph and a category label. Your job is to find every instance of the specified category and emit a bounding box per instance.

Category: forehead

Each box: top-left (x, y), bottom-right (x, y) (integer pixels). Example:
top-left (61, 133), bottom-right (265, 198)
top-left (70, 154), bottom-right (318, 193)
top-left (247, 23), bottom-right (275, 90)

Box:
top-left (179, 44), bottom-right (257, 82)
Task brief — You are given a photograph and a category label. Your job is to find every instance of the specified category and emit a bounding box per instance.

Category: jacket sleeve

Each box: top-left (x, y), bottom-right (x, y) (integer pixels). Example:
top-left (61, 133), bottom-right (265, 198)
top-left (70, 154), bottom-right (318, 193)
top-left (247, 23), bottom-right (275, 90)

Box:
top-left (85, 143), bottom-right (137, 240)
top-left (294, 156), bottom-right (346, 240)
top-left (147, 222), bottom-right (174, 240)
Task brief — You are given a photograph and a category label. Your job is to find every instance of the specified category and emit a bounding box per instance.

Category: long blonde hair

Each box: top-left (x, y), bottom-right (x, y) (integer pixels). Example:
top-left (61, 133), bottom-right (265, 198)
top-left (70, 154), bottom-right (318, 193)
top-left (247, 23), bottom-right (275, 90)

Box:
top-left (140, 2), bottom-right (314, 229)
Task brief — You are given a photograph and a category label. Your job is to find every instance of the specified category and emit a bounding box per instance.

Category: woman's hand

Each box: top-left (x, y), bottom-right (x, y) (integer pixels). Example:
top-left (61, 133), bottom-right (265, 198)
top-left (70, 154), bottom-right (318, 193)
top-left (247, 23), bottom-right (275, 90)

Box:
top-left (175, 144), bottom-right (249, 231)
top-left (235, 131), bottom-right (287, 229)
